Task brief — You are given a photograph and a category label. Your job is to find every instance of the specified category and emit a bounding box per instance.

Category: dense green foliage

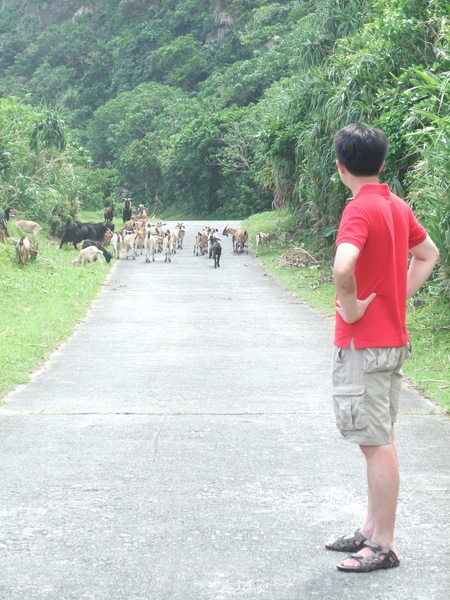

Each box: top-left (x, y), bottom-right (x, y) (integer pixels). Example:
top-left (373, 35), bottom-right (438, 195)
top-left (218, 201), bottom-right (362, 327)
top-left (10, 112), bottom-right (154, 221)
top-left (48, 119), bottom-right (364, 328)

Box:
top-left (1, 0), bottom-right (450, 297)
top-left (0, 97), bottom-right (80, 233)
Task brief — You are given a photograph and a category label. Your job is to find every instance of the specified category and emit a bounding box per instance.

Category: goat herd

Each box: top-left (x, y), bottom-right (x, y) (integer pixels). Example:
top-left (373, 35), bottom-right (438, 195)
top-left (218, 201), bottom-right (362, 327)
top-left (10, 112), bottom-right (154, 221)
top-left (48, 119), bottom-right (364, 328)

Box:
top-left (1, 201), bottom-right (276, 270)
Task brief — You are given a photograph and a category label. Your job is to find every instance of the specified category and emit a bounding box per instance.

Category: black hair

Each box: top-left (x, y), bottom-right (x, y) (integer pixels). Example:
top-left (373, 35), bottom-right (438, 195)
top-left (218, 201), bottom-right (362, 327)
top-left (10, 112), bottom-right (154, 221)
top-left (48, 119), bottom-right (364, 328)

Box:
top-left (333, 124), bottom-right (389, 176)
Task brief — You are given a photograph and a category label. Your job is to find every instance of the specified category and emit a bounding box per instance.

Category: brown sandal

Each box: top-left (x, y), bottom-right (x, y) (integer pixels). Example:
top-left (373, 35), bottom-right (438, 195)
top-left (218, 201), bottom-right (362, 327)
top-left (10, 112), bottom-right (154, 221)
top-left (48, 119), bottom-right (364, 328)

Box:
top-left (325, 529), bottom-right (368, 552)
top-left (336, 540), bottom-right (400, 572)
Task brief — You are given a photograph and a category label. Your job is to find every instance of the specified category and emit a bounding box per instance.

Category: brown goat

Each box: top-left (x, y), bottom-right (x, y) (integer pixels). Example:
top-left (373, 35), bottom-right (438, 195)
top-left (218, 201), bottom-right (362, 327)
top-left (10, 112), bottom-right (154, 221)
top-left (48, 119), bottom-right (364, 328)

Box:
top-left (104, 202), bottom-right (116, 221)
top-left (137, 204), bottom-right (148, 219)
top-left (15, 237), bottom-right (38, 265)
top-left (123, 217), bottom-right (138, 230)
top-left (102, 229), bottom-right (113, 246)
top-left (222, 224), bottom-right (248, 254)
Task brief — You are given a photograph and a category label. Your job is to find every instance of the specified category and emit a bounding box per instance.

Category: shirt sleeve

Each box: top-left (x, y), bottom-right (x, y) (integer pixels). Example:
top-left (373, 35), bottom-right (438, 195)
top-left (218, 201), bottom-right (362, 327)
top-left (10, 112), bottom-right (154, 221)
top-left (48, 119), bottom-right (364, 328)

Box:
top-left (335, 202), bottom-right (370, 252)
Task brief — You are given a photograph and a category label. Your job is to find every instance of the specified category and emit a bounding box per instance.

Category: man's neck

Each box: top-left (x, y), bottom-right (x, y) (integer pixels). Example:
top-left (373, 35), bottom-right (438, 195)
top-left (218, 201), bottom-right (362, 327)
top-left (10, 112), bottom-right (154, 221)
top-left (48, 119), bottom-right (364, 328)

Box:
top-left (346, 175), bottom-right (380, 197)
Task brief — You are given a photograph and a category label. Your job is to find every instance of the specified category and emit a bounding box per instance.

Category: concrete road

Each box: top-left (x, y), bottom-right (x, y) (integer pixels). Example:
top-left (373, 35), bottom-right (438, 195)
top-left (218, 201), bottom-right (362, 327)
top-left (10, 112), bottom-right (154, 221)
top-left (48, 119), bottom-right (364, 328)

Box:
top-left (0, 221), bottom-right (448, 599)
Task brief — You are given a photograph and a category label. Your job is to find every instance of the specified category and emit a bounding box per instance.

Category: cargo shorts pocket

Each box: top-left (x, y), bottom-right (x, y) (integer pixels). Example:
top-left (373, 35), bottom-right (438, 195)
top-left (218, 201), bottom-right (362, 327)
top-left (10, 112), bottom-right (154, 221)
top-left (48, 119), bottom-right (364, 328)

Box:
top-left (332, 384), bottom-right (367, 430)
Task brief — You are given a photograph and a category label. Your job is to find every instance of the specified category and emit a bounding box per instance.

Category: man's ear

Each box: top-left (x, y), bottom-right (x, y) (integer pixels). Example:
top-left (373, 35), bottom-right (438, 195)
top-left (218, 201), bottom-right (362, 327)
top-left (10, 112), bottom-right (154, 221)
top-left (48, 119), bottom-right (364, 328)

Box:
top-left (378, 161), bottom-right (385, 174)
top-left (336, 159), bottom-right (346, 174)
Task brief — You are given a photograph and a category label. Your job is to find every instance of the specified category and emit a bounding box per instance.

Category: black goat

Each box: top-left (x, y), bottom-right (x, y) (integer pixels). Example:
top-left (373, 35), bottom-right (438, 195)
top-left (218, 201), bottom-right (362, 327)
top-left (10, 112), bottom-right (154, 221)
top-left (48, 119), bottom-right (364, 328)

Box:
top-left (59, 220), bottom-right (109, 249)
top-left (122, 198), bottom-right (132, 223)
top-left (209, 234), bottom-right (222, 268)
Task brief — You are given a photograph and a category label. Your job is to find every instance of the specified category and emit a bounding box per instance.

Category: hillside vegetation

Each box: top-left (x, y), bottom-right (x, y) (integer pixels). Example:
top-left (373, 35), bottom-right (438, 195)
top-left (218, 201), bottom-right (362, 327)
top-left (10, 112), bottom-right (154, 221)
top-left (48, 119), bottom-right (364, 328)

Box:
top-left (1, 1), bottom-right (449, 292)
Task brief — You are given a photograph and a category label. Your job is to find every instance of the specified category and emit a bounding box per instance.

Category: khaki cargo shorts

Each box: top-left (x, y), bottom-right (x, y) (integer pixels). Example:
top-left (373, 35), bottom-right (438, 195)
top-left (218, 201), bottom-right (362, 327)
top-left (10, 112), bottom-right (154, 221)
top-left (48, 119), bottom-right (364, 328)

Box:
top-left (331, 340), bottom-right (411, 446)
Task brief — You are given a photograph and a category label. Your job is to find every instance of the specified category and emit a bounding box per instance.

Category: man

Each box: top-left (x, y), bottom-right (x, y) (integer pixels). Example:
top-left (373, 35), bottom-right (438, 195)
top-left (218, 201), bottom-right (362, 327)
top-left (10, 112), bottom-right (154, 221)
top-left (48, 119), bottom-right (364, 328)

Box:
top-left (326, 124), bottom-right (439, 572)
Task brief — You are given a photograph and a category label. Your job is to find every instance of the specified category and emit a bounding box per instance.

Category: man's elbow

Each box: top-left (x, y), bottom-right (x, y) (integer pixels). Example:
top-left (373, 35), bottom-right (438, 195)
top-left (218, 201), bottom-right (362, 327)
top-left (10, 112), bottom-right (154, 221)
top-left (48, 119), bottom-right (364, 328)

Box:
top-left (333, 268), bottom-right (356, 296)
top-left (424, 243), bottom-right (440, 271)
top-left (333, 262), bottom-right (353, 283)
top-left (432, 245), bottom-right (440, 266)
top-left (412, 236), bottom-right (440, 266)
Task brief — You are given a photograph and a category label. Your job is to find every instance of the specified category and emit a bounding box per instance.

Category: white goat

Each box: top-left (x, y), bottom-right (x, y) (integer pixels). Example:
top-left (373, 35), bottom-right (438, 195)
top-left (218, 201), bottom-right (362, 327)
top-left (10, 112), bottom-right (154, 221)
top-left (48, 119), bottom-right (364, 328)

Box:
top-left (72, 246), bottom-right (104, 267)
top-left (15, 220), bottom-right (43, 245)
top-left (176, 222), bottom-right (186, 249)
top-left (163, 230), bottom-right (174, 263)
top-left (207, 228), bottom-right (219, 257)
top-left (123, 231), bottom-right (138, 260)
top-left (110, 230), bottom-right (123, 259)
top-left (144, 231), bottom-right (161, 263)
top-left (170, 228), bottom-right (179, 254)
top-left (194, 227), bottom-right (215, 256)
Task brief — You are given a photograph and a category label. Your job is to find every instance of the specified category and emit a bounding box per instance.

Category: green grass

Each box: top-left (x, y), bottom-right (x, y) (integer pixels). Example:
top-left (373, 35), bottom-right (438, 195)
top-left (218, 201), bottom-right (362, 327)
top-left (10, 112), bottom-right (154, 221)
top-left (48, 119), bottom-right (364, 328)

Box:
top-left (0, 219), bottom-right (112, 398)
top-left (404, 297), bottom-right (450, 409)
top-left (243, 211), bottom-right (450, 413)
top-left (0, 206), bottom-right (156, 399)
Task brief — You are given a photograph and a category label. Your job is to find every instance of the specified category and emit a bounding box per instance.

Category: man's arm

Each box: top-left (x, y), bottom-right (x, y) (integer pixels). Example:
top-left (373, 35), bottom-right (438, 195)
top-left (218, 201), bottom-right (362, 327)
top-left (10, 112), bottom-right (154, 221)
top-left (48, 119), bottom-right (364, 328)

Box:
top-left (407, 235), bottom-right (440, 298)
top-left (333, 242), bottom-right (376, 324)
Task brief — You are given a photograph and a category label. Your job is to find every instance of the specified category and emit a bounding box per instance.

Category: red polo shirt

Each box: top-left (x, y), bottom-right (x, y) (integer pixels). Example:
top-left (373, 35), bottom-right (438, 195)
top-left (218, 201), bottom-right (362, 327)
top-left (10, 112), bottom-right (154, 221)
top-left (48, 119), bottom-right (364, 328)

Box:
top-left (334, 184), bottom-right (427, 349)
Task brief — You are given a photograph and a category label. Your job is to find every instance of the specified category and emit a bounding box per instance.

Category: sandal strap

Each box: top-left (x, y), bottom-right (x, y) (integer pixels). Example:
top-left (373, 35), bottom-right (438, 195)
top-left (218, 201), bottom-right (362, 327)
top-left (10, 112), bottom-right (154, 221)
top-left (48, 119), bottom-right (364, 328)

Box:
top-left (325, 529), bottom-right (367, 551)
top-left (364, 540), bottom-right (391, 554)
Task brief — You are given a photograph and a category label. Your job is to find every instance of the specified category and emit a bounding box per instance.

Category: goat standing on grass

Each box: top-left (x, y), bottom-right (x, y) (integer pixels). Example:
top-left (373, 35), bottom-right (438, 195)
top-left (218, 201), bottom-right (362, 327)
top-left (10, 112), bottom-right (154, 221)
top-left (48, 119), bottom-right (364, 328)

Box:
top-left (255, 231), bottom-right (276, 255)
top-left (122, 198), bottom-right (132, 223)
top-left (15, 220), bottom-right (43, 246)
top-left (82, 239), bottom-right (113, 263)
top-left (1, 206), bottom-right (11, 238)
top-left (15, 237), bottom-right (38, 265)
top-left (104, 202), bottom-right (116, 221)
top-left (72, 246), bottom-right (104, 268)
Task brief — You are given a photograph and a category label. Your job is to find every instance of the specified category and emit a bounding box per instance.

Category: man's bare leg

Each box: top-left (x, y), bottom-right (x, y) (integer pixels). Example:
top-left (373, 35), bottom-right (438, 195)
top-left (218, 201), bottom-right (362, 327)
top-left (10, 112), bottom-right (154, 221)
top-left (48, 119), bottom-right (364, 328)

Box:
top-left (339, 427), bottom-right (399, 568)
top-left (360, 426), bottom-right (398, 538)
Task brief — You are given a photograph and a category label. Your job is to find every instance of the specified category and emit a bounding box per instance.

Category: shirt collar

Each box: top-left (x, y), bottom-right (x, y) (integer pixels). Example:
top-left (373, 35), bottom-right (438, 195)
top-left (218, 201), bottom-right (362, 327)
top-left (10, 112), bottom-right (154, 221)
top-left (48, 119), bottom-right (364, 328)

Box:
top-left (354, 183), bottom-right (390, 200)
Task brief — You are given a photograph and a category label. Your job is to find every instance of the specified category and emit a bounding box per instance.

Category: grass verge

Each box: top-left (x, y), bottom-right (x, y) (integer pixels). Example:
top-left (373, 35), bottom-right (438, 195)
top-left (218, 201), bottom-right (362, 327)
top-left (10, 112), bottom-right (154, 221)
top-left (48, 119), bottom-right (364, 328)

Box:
top-left (0, 216), bottom-right (113, 399)
top-left (243, 210), bottom-right (450, 413)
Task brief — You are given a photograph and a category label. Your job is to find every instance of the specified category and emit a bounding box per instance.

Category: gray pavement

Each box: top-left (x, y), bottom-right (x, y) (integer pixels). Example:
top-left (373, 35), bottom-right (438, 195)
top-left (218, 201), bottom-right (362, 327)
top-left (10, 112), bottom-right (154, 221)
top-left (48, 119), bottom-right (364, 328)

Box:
top-left (0, 220), bottom-right (449, 600)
